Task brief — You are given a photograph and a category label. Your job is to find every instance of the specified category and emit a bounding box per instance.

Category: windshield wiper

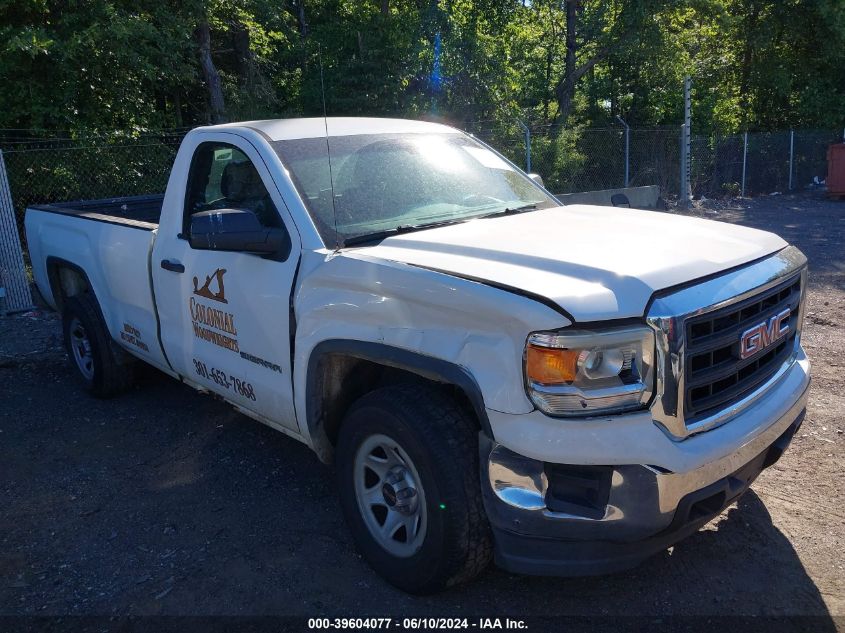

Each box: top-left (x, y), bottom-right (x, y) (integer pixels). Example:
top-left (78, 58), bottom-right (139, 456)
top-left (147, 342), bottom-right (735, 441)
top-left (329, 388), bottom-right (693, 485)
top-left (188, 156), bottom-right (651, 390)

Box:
top-left (475, 203), bottom-right (537, 220)
top-left (341, 218), bottom-right (470, 247)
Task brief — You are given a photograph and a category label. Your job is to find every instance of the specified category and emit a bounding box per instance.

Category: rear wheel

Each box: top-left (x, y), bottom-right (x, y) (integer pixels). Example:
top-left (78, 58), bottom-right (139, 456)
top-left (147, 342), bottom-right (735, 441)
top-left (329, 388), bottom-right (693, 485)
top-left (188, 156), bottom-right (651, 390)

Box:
top-left (336, 384), bottom-right (492, 594)
top-left (67, 315), bottom-right (95, 382)
top-left (62, 294), bottom-right (134, 397)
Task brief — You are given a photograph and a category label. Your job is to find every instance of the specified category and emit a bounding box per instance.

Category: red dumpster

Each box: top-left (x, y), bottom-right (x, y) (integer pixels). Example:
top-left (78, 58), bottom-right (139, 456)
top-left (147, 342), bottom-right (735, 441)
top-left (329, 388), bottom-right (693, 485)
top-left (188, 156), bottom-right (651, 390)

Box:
top-left (828, 143), bottom-right (845, 197)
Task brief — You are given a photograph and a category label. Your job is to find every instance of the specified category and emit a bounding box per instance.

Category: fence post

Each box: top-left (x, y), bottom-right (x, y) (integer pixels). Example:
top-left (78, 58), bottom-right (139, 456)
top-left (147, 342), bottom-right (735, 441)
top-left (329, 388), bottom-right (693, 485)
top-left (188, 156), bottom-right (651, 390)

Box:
top-left (0, 150), bottom-right (34, 314)
top-left (680, 123), bottom-right (692, 205)
top-left (518, 120), bottom-right (531, 173)
top-left (616, 115), bottom-right (630, 187)
top-left (681, 77), bottom-right (692, 206)
top-left (680, 125), bottom-right (685, 201)
top-left (740, 131), bottom-right (748, 197)
top-left (788, 129), bottom-right (794, 191)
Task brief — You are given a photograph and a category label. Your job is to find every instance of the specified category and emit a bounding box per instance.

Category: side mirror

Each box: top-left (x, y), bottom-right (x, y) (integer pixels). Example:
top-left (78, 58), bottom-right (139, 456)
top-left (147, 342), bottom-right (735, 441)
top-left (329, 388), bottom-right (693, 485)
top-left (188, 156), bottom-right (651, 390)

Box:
top-left (528, 173), bottom-right (545, 188)
top-left (189, 208), bottom-right (290, 260)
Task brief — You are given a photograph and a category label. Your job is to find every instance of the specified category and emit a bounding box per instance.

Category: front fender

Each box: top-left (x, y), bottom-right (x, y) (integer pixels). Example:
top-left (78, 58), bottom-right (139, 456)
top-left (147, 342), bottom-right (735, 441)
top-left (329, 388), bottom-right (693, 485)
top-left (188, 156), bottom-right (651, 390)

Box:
top-left (304, 339), bottom-right (495, 462)
top-left (293, 251), bottom-right (569, 454)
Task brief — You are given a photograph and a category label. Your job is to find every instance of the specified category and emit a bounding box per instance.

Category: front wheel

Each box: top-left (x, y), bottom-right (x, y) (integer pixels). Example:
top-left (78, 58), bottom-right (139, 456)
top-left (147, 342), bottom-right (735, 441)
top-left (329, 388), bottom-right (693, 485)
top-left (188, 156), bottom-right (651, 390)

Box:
top-left (336, 384), bottom-right (492, 594)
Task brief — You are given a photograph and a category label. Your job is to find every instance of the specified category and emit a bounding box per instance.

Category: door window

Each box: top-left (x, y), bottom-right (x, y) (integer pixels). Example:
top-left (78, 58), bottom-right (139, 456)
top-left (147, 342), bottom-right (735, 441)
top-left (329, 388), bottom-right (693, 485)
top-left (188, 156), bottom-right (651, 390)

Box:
top-left (184, 142), bottom-right (284, 233)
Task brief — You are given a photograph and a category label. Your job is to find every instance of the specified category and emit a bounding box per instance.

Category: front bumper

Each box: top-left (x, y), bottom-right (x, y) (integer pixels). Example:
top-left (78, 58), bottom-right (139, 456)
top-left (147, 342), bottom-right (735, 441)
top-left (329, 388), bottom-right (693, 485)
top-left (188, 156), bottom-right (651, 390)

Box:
top-left (481, 355), bottom-right (810, 576)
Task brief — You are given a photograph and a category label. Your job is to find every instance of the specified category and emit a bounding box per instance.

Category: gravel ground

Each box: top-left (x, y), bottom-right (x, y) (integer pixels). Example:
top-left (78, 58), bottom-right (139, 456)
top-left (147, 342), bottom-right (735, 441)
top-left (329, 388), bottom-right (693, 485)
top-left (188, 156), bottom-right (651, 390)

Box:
top-left (0, 192), bottom-right (843, 625)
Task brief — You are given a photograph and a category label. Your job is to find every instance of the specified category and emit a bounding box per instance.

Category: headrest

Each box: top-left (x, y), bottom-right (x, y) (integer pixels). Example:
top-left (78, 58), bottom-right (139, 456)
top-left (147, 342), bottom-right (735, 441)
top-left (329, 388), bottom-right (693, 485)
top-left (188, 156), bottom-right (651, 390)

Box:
top-left (221, 160), bottom-right (264, 202)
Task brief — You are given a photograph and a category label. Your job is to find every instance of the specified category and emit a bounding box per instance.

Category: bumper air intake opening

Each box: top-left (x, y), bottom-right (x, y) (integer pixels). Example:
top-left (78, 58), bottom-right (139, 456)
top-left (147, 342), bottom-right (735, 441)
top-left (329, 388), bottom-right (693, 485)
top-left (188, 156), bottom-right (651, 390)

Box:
top-left (543, 464), bottom-right (612, 519)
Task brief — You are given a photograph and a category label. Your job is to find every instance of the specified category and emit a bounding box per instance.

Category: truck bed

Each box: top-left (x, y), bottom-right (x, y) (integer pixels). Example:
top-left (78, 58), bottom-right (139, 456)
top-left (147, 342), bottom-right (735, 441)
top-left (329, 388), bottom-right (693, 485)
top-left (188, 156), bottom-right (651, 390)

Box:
top-left (29, 194), bottom-right (163, 230)
top-left (25, 191), bottom-right (171, 371)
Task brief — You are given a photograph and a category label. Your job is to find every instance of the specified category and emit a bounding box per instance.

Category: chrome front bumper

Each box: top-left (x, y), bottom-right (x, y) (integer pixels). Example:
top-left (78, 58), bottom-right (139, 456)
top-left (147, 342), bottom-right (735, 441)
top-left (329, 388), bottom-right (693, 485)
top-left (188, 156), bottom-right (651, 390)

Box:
top-left (481, 355), bottom-right (809, 575)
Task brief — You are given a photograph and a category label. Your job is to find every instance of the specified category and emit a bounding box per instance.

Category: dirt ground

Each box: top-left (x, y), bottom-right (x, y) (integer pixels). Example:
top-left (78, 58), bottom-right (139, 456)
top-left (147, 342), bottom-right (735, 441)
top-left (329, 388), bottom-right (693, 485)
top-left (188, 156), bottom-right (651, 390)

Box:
top-left (0, 191), bottom-right (843, 625)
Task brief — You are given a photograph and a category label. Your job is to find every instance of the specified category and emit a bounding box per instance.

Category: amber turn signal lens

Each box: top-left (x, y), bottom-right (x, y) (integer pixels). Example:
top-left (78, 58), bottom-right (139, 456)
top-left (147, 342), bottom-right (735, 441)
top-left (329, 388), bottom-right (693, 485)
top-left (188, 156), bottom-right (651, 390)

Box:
top-left (525, 344), bottom-right (579, 384)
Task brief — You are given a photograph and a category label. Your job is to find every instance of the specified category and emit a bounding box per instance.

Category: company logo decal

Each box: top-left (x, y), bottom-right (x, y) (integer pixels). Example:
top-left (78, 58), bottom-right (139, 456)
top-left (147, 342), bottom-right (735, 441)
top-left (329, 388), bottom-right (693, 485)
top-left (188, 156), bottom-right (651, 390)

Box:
top-left (739, 308), bottom-right (791, 360)
top-left (193, 268), bottom-right (228, 303)
top-left (189, 267), bottom-right (238, 353)
top-left (186, 267), bottom-right (283, 373)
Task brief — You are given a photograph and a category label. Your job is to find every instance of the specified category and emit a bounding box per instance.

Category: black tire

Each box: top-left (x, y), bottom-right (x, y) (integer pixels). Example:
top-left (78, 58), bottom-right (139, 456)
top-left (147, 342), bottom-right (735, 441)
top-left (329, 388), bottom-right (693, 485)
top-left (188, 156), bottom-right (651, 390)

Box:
top-left (336, 384), bottom-right (492, 594)
top-left (62, 293), bottom-right (135, 398)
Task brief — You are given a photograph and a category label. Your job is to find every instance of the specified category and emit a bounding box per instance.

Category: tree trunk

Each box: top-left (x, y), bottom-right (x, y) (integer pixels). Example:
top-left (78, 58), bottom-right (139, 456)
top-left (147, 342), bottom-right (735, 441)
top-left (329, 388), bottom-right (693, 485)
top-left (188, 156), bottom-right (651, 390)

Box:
top-left (233, 23), bottom-right (253, 83)
top-left (173, 92), bottom-right (183, 128)
top-left (543, 41), bottom-right (553, 120)
top-left (380, 0), bottom-right (389, 16)
top-left (555, 0), bottom-right (578, 126)
top-left (738, 4), bottom-right (760, 126)
top-left (196, 20), bottom-right (226, 124)
top-left (552, 1), bottom-right (633, 130)
top-left (297, 0), bottom-right (308, 38)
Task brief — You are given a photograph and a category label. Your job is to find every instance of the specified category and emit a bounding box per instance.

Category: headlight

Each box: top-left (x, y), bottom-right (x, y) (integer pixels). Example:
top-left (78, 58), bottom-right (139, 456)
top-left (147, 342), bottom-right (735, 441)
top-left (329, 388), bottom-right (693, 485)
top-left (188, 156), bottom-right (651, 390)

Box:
top-left (524, 326), bottom-right (655, 416)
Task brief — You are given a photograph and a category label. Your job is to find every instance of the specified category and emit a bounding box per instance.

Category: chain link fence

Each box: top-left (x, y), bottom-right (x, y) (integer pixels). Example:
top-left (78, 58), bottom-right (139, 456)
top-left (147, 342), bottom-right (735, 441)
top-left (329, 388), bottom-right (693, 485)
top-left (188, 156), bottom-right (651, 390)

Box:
top-left (0, 131), bottom-right (185, 250)
top-left (0, 124), bottom-right (841, 257)
top-left (628, 127), bottom-right (683, 195)
top-left (520, 126), bottom-right (839, 199)
top-left (688, 130), bottom-right (841, 197)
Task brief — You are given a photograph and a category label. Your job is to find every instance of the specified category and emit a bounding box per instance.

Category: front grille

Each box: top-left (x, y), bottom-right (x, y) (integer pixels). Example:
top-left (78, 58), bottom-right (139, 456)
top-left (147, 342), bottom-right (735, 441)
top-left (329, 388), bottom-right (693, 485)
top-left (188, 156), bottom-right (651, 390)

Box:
top-left (683, 275), bottom-right (802, 422)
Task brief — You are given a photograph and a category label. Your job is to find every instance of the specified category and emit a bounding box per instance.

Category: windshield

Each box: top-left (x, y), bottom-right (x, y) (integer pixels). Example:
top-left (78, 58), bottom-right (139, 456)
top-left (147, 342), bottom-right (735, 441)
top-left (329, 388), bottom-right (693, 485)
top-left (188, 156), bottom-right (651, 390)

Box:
top-left (272, 132), bottom-right (558, 245)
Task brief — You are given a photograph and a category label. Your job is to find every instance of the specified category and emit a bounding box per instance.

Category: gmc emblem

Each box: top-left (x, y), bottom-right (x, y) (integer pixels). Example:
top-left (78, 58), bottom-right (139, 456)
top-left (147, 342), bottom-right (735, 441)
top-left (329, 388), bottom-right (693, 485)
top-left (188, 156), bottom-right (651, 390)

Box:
top-left (739, 308), bottom-right (791, 360)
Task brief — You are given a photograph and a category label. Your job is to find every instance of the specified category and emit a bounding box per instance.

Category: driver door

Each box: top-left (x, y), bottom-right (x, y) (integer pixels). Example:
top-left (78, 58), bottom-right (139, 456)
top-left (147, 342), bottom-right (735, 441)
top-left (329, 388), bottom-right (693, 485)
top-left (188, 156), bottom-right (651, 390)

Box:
top-left (152, 138), bottom-right (300, 433)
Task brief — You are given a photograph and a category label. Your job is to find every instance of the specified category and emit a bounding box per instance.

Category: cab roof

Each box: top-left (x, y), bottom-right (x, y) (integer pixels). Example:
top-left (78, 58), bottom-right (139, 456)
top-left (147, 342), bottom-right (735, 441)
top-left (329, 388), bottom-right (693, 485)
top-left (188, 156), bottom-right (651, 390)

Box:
top-left (199, 117), bottom-right (460, 142)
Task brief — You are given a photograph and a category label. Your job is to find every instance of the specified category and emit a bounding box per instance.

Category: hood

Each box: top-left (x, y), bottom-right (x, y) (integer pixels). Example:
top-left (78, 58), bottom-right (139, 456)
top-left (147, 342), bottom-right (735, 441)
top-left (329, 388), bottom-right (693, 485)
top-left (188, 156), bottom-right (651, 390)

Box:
top-left (358, 205), bottom-right (787, 322)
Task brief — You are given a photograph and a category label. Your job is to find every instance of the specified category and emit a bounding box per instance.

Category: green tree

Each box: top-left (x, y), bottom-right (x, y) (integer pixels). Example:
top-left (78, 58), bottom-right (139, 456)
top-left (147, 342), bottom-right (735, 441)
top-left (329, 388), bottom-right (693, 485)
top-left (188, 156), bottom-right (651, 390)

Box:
top-left (0, 0), bottom-right (843, 134)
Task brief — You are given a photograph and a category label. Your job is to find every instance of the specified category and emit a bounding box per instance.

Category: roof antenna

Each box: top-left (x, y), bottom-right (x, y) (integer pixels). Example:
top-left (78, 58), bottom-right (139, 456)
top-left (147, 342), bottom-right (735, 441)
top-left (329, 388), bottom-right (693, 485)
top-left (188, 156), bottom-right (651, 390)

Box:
top-left (318, 44), bottom-right (340, 250)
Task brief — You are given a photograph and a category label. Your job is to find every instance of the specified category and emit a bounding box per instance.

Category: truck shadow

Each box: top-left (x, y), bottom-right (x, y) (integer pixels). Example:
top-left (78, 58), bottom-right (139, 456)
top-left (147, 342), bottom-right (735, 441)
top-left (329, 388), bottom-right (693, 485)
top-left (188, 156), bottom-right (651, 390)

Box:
top-left (472, 490), bottom-right (835, 622)
top-left (0, 354), bottom-right (834, 621)
top-left (109, 377), bottom-right (835, 621)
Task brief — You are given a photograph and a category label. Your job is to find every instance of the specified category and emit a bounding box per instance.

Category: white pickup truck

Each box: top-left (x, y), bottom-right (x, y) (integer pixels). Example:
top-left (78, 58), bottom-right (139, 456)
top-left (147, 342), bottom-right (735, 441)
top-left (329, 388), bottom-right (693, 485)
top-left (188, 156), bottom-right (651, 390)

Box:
top-left (25, 118), bottom-right (810, 593)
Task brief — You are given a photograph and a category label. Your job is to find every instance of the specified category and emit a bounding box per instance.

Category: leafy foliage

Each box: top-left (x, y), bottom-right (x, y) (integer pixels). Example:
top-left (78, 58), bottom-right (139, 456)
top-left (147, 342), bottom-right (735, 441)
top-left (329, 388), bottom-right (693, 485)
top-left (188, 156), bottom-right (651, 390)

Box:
top-left (0, 0), bottom-right (843, 134)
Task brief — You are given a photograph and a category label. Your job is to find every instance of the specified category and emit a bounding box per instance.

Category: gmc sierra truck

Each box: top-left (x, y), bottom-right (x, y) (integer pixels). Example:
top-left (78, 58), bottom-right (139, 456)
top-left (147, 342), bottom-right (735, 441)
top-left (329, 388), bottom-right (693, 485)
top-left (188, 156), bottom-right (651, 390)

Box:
top-left (25, 118), bottom-right (810, 593)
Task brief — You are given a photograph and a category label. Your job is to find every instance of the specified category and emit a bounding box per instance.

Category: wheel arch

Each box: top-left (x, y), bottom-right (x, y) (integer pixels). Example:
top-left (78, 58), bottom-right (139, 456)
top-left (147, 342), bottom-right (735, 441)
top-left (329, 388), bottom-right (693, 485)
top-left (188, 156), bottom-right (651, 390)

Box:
top-left (45, 256), bottom-right (94, 312)
top-left (305, 340), bottom-right (492, 463)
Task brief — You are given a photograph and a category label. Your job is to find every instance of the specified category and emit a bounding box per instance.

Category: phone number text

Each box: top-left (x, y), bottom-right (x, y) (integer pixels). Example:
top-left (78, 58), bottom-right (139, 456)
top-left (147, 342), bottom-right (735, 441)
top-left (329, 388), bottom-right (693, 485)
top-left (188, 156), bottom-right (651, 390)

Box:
top-left (192, 357), bottom-right (256, 401)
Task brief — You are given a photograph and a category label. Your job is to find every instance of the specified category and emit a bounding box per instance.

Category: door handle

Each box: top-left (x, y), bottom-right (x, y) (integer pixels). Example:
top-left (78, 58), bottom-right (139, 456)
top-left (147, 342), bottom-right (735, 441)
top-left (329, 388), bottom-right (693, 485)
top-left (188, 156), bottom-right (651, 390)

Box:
top-left (160, 259), bottom-right (185, 273)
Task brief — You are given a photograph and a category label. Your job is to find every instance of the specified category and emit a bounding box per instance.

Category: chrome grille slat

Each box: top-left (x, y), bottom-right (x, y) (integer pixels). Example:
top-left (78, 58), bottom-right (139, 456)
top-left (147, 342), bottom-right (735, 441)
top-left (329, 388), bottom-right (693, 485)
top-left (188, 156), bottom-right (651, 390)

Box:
top-left (683, 276), bottom-right (802, 421)
top-left (684, 337), bottom-right (795, 414)
top-left (686, 303), bottom-right (797, 350)
top-left (686, 342), bottom-right (793, 387)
